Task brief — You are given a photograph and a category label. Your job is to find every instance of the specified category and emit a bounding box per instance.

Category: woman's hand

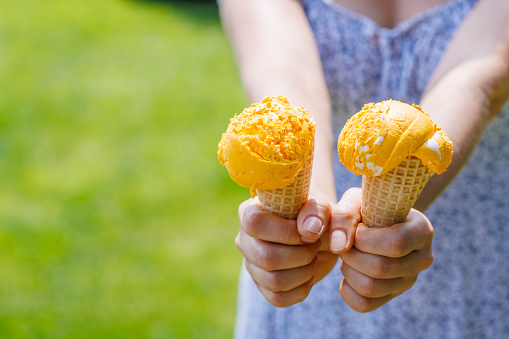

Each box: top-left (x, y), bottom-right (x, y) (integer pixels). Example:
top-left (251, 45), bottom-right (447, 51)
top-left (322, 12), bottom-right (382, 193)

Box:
top-left (236, 196), bottom-right (338, 307)
top-left (330, 188), bottom-right (434, 313)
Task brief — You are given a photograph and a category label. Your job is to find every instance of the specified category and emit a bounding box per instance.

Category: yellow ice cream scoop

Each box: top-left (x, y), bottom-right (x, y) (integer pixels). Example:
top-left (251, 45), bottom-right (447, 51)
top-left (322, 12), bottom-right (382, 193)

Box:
top-left (337, 100), bottom-right (453, 177)
top-left (218, 96), bottom-right (315, 197)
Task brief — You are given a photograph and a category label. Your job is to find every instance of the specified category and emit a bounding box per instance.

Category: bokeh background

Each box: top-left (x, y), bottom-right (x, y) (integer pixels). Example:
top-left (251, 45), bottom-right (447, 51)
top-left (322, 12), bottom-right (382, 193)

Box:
top-left (0, 0), bottom-right (247, 337)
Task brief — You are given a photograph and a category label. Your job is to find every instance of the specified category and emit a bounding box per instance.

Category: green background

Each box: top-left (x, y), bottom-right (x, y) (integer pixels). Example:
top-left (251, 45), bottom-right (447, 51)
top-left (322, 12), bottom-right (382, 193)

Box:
top-left (0, 0), bottom-right (247, 337)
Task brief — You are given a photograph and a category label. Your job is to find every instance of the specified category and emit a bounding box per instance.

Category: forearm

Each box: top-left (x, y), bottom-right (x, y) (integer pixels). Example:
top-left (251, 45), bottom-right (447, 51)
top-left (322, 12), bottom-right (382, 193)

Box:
top-left (415, 0), bottom-right (509, 211)
top-left (219, 0), bottom-right (337, 203)
top-left (416, 65), bottom-right (492, 211)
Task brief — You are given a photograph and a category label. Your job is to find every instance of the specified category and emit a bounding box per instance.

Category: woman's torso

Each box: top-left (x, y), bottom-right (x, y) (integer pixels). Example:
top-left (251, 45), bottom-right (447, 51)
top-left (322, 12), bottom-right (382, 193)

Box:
top-left (235, 0), bottom-right (509, 337)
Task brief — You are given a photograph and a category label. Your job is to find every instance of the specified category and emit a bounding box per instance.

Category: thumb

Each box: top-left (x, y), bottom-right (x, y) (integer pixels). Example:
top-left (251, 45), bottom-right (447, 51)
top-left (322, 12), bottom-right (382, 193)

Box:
top-left (330, 188), bottom-right (362, 254)
top-left (296, 198), bottom-right (332, 243)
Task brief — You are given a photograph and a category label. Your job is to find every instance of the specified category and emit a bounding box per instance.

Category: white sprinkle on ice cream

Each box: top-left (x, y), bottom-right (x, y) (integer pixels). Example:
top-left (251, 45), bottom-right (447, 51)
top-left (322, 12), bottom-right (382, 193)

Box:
top-left (366, 162), bottom-right (383, 176)
top-left (375, 136), bottom-right (385, 145)
top-left (359, 145), bottom-right (369, 152)
top-left (424, 139), bottom-right (441, 158)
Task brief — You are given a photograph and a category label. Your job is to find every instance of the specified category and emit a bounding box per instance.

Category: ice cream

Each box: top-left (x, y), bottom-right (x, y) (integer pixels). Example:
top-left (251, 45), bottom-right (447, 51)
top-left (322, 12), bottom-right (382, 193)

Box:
top-left (338, 100), bottom-right (452, 177)
top-left (218, 96), bottom-right (316, 219)
top-left (337, 100), bottom-right (453, 227)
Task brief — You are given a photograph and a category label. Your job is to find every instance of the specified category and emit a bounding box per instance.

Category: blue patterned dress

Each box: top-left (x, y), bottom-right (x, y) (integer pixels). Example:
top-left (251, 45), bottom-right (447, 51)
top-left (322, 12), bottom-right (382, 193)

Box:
top-left (234, 0), bottom-right (509, 337)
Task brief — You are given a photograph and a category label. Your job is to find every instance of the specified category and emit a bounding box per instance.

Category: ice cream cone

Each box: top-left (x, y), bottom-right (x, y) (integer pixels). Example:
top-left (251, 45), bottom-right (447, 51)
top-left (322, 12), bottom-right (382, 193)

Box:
top-left (337, 100), bottom-right (452, 228)
top-left (361, 155), bottom-right (434, 228)
top-left (256, 146), bottom-right (314, 220)
top-left (218, 96), bottom-right (316, 219)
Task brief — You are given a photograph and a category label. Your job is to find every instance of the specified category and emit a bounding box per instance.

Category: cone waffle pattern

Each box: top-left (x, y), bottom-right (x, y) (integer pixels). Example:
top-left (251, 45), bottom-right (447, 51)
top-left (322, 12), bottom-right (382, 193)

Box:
top-left (361, 156), bottom-right (434, 228)
top-left (256, 147), bottom-right (314, 220)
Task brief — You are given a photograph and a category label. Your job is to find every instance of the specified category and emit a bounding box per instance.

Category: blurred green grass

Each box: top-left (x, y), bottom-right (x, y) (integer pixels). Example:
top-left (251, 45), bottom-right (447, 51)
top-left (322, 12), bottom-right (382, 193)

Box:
top-left (0, 0), bottom-right (248, 337)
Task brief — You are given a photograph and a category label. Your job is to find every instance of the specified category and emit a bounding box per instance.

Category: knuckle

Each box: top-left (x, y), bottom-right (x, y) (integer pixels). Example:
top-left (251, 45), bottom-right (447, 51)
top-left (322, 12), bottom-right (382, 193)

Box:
top-left (369, 257), bottom-right (392, 279)
top-left (235, 233), bottom-right (242, 250)
top-left (427, 251), bottom-right (435, 266)
top-left (266, 291), bottom-right (288, 308)
top-left (415, 211), bottom-right (434, 243)
top-left (304, 246), bottom-right (318, 265)
top-left (354, 298), bottom-right (375, 313)
top-left (405, 275), bottom-right (418, 290)
top-left (238, 199), bottom-right (253, 222)
top-left (264, 271), bottom-right (284, 292)
top-left (357, 277), bottom-right (379, 298)
top-left (306, 198), bottom-right (332, 217)
top-left (258, 247), bottom-right (278, 271)
top-left (424, 223), bottom-right (434, 242)
top-left (266, 284), bottom-right (311, 308)
top-left (242, 209), bottom-right (264, 237)
top-left (339, 277), bottom-right (377, 313)
top-left (421, 250), bottom-right (434, 270)
top-left (388, 235), bottom-right (410, 256)
top-left (295, 287), bottom-right (311, 304)
top-left (243, 261), bottom-right (257, 283)
top-left (340, 289), bottom-right (374, 313)
top-left (332, 206), bottom-right (357, 224)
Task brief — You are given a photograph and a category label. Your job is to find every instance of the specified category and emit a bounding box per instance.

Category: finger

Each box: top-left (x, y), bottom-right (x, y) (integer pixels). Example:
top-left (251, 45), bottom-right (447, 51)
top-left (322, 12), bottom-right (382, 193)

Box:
top-left (236, 230), bottom-right (321, 271)
top-left (340, 261), bottom-right (413, 298)
top-left (339, 246), bottom-right (433, 279)
top-left (297, 198), bottom-right (332, 243)
top-left (239, 198), bottom-right (304, 245)
top-left (318, 231), bottom-right (330, 251)
top-left (245, 257), bottom-right (317, 292)
top-left (330, 188), bottom-right (362, 254)
top-left (313, 250), bottom-right (339, 284)
top-left (257, 278), bottom-right (314, 308)
top-left (339, 279), bottom-right (393, 313)
top-left (354, 209), bottom-right (434, 257)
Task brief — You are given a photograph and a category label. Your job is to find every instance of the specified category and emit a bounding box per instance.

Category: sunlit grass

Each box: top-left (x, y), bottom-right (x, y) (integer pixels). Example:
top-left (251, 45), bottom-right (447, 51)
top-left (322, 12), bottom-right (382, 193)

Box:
top-left (0, 0), bottom-right (247, 337)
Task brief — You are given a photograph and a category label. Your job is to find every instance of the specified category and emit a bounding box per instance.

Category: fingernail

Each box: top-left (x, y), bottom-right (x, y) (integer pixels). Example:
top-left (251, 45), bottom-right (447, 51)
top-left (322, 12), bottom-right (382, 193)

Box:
top-left (331, 230), bottom-right (347, 252)
top-left (302, 216), bottom-right (323, 234)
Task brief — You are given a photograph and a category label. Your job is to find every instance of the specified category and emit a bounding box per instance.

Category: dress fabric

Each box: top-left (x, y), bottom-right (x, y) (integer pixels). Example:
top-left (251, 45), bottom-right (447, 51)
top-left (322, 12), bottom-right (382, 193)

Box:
top-left (234, 0), bottom-right (509, 338)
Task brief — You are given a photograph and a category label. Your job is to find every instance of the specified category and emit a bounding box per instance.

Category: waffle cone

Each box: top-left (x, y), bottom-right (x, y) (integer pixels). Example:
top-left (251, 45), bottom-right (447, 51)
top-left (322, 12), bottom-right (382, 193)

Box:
top-left (256, 147), bottom-right (314, 220)
top-left (361, 156), bottom-right (434, 228)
